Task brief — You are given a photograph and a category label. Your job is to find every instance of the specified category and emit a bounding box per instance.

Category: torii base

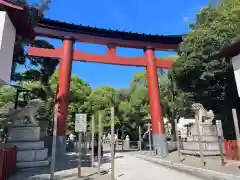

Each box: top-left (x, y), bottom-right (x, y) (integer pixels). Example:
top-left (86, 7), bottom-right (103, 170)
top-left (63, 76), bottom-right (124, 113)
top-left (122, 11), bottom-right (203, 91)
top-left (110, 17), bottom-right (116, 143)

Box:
top-left (152, 134), bottom-right (168, 157)
top-left (56, 136), bottom-right (66, 156)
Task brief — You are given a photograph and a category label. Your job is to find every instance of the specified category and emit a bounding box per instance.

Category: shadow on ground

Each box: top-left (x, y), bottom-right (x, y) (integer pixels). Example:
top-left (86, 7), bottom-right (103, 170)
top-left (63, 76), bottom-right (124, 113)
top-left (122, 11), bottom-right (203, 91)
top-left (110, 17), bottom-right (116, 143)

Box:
top-left (9, 151), bottom-right (111, 180)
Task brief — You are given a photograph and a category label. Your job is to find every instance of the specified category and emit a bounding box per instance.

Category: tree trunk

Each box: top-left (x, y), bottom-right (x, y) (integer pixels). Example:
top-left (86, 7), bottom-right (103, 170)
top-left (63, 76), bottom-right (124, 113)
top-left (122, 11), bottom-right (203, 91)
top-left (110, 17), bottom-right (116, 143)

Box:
top-left (170, 108), bottom-right (180, 142)
top-left (170, 119), bottom-right (177, 142)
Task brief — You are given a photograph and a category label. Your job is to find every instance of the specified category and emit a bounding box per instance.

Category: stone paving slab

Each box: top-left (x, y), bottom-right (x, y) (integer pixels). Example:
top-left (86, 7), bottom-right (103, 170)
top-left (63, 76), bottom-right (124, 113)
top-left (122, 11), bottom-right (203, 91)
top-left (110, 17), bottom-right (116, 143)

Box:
top-left (165, 151), bottom-right (240, 175)
top-left (133, 151), bottom-right (240, 180)
top-left (101, 152), bottom-right (203, 180)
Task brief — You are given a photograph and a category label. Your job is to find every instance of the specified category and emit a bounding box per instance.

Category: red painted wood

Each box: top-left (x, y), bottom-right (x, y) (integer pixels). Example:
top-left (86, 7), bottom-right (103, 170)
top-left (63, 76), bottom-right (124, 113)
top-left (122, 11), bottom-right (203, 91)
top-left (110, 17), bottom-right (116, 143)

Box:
top-left (0, 0), bottom-right (23, 10)
top-left (0, 146), bottom-right (17, 180)
top-left (224, 140), bottom-right (240, 161)
top-left (28, 47), bottom-right (62, 58)
top-left (145, 48), bottom-right (164, 135)
top-left (73, 50), bottom-right (147, 66)
top-left (56, 39), bottom-right (74, 136)
top-left (28, 47), bottom-right (173, 69)
top-left (224, 140), bottom-right (230, 160)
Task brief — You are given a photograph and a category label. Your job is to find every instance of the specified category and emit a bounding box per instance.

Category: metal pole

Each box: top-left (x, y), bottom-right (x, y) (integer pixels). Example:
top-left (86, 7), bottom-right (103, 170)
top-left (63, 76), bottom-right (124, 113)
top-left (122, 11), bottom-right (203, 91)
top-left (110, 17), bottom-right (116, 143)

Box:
top-left (232, 109), bottom-right (240, 159)
top-left (110, 107), bottom-right (115, 180)
top-left (174, 118), bottom-right (181, 162)
top-left (78, 132), bottom-right (82, 178)
top-left (138, 126), bottom-right (142, 151)
top-left (195, 111), bottom-right (205, 166)
top-left (14, 89), bottom-right (19, 110)
top-left (98, 111), bottom-right (102, 176)
top-left (50, 107), bottom-right (58, 180)
top-left (83, 132), bottom-right (86, 153)
top-left (121, 125), bottom-right (124, 151)
top-left (91, 115), bottom-right (95, 167)
top-left (148, 123), bottom-right (152, 154)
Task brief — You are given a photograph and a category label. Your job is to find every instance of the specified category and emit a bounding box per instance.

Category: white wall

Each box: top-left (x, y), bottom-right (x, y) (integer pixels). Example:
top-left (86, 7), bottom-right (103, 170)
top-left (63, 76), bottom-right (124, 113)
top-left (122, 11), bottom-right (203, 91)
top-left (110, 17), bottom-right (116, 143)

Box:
top-left (232, 54), bottom-right (240, 97)
top-left (0, 11), bottom-right (16, 86)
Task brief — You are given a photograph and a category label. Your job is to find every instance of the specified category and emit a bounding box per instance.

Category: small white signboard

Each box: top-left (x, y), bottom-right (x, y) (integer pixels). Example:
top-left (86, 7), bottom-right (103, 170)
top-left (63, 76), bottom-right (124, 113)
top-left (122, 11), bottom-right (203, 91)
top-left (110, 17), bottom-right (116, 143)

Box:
top-left (75, 113), bottom-right (87, 132)
top-left (232, 54), bottom-right (240, 97)
top-left (216, 120), bottom-right (223, 137)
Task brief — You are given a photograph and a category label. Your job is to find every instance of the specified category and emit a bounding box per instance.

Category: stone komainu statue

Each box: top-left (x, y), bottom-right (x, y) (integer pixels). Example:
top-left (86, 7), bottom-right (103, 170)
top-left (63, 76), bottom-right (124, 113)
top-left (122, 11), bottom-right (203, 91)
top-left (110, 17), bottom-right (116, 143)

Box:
top-left (191, 103), bottom-right (215, 123)
top-left (8, 99), bottom-right (43, 125)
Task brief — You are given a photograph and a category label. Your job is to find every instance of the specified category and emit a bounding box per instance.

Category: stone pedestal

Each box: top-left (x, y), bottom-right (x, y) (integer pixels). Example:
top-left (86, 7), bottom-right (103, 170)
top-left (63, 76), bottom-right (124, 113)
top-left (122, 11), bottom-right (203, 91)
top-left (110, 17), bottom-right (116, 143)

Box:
top-left (123, 136), bottom-right (130, 150)
top-left (7, 120), bottom-right (50, 168)
top-left (181, 123), bottom-right (222, 156)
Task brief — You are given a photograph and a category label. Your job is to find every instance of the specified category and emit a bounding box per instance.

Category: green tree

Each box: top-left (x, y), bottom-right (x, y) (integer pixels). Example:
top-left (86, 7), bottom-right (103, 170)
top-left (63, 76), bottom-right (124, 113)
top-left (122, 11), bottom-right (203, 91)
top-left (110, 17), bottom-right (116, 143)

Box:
top-left (11, 71), bottom-right (92, 135)
top-left (67, 75), bottom-right (92, 133)
top-left (113, 88), bottom-right (131, 143)
top-left (159, 73), bottom-right (192, 141)
top-left (0, 86), bottom-right (15, 107)
top-left (12, 0), bottom-right (56, 85)
top-left (172, 0), bottom-right (240, 138)
top-left (87, 86), bottom-right (117, 133)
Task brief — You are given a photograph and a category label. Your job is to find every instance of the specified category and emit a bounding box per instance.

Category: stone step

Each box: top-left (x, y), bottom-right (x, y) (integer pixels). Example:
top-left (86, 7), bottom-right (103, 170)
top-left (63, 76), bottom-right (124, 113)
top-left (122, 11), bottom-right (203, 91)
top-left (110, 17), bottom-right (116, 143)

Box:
top-left (16, 158), bottom-right (50, 168)
top-left (187, 135), bottom-right (218, 142)
top-left (189, 124), bottom-right (218, 136)
top-left (180, 149), bottom-right (221, 156)
top-left (17, 148), bottom-right (48, 162)
top-left (182, 141), bottom-right (221, 151)
top-left (8, 141), bottom-right (44, 150)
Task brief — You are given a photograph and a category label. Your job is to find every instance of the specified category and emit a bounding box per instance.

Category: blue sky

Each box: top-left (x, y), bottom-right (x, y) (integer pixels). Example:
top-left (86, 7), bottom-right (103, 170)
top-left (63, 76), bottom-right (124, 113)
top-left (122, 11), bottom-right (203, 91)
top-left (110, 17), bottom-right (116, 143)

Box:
top-left (29, 0), bottom-right (210, 89)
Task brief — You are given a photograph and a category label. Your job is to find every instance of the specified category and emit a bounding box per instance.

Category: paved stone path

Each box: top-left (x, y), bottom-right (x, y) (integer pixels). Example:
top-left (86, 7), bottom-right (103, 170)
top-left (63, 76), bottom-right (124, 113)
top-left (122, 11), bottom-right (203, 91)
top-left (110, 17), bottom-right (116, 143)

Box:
top-left (101, 153), bottom-right (203, 180)
top-left (136, 151), bottom-right (240, 176)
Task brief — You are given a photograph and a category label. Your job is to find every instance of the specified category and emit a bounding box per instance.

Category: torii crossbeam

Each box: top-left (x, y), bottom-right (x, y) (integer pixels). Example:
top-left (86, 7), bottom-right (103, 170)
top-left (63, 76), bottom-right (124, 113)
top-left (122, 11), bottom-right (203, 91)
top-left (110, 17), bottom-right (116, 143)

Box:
top-left (28, 47), bottom-right (173, 68)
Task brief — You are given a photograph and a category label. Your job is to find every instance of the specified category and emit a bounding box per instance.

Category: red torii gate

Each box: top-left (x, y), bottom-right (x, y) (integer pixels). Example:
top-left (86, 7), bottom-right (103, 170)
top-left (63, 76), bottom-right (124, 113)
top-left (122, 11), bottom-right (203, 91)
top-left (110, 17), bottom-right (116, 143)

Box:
top-left (2, 1), bottom-right (182, 157)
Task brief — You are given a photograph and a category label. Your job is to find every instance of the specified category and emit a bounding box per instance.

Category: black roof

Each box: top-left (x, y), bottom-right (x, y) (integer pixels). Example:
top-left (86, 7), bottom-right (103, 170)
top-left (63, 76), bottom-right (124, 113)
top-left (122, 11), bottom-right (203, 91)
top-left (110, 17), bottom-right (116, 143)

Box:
top-left (215, 40), bottom-right (240, 59)
top-left (38, 19), bottom-right (183, 45)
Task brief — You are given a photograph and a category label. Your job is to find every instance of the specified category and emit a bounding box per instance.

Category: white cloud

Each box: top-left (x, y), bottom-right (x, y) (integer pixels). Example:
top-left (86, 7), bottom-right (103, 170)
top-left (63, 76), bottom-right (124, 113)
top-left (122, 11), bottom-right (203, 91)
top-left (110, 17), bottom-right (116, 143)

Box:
top-left (200, 6), bottom-right (206, 11)
top-left (183, 17), bottom-right (190, 22)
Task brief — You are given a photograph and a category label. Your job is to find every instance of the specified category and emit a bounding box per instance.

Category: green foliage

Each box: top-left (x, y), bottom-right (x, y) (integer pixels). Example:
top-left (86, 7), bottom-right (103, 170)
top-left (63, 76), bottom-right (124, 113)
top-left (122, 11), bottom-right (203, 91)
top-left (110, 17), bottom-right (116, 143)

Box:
top-left (12, 0), bottom-right (56, 85)
top-left (172, 0), bottom-right (240, 138)
top-left (67, 75), bottom-right (92, 133)
top-left (88, 86), bottom-right (116, 112)
top-left (0, 86), bottom-right (15, 107)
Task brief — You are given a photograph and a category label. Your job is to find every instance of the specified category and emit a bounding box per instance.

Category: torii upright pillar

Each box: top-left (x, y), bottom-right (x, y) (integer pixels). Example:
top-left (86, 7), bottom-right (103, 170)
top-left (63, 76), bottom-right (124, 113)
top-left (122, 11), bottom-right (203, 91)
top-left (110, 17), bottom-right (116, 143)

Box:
top-left (145, 46), bottom-right (168, 157)
top-left (55, 37), bottom-right (74, 155)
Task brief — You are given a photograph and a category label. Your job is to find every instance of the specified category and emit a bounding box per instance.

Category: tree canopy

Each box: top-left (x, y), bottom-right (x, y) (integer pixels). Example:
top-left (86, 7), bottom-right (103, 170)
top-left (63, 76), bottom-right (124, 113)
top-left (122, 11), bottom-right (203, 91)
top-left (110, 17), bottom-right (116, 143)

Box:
top-left (172, 0), bottom-right (240, 138)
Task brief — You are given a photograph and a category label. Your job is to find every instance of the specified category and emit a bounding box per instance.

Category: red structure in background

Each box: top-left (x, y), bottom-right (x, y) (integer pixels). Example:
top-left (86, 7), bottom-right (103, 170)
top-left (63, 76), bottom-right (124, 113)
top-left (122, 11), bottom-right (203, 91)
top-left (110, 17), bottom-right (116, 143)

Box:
top-left (0, 146), bottom-right (17, 180)
top-left (224, 140), bottom-right (240, 160)
top-left (1, 0), bottom-right (183, 156)
top-left (145, 47), bottom-right (165, 135)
